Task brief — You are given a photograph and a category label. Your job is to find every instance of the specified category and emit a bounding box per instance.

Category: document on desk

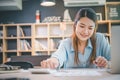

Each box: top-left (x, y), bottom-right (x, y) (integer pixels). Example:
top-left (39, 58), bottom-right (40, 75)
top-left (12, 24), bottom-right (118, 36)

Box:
top-left (29, 68), bottom-right (57, 74)
top-left (53, 69), bottom-right (102, 76)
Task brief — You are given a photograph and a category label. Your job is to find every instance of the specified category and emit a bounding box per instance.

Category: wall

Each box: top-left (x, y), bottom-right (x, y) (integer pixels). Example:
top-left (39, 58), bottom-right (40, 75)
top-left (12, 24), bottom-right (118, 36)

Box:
top-left (0, 0), bottom-right (119, 24)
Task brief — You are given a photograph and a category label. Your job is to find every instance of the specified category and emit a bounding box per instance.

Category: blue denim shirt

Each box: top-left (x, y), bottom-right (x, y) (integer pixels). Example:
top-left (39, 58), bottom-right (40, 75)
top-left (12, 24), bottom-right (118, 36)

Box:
top-left (51, 33), bottom-right (110, 68)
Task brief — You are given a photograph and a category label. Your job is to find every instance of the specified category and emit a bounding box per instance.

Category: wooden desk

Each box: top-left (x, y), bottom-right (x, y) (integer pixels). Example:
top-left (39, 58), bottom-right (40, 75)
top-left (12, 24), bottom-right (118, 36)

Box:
top-left (0, 69), bottom-right (120, 80)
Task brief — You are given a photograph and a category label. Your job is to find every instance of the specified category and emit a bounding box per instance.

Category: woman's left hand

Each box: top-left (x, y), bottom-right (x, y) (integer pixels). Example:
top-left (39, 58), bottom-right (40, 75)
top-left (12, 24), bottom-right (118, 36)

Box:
top-left (93, 56), bottom-right (108, 68)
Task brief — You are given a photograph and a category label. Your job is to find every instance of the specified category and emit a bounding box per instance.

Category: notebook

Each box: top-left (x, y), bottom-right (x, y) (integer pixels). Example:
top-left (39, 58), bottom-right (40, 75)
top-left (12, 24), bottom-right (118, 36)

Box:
top-left (108, 25), bottom-right (120, 74)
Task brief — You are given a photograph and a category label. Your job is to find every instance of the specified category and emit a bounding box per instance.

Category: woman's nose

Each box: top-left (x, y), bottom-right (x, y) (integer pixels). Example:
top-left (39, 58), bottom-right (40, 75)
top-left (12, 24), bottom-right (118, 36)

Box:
top-left (84, 28), bottom-right (89, 34)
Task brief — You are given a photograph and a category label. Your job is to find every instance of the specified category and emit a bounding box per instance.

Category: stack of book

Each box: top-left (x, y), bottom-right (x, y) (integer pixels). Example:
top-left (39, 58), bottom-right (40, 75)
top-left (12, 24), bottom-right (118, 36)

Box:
top-left (20, 40), bottom-right (31, 50)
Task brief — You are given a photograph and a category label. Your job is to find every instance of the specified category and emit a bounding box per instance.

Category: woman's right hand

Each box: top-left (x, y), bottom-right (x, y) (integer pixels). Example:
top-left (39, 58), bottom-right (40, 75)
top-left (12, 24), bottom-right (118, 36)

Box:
top-left (40, 57), bottom-right (59, 69)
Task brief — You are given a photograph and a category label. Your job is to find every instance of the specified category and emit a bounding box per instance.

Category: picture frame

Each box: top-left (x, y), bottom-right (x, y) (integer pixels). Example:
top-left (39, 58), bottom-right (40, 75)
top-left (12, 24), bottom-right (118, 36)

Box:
top-left (96, 13), bottom-right (102, 21)
top-left (106, 2), bottom-right (120, 20)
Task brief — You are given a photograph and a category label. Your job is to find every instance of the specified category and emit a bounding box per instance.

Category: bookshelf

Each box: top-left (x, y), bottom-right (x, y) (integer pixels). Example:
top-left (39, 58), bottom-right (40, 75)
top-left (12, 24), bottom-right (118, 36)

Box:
top-left (33, 22), bottom-right (73, 55)
top-left (18, 24), bottom-right (32, 56)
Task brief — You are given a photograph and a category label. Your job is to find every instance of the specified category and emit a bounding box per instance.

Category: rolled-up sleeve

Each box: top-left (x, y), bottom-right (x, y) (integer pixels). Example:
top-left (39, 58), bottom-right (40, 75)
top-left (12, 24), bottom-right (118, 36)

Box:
top-left (96, 33), bottom-right (111, 61)
top-left (51, 40), bottom-right (67, 68)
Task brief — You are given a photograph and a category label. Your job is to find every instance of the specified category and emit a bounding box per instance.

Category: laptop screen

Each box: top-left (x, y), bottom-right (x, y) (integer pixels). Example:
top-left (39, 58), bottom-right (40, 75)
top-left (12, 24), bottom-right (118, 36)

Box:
top-left (110, 25), bottom-right (120, 74)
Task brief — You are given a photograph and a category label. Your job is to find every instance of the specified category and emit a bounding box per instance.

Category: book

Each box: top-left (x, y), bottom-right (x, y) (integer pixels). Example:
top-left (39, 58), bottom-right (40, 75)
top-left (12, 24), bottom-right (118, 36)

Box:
top-left (35, 40), bottom-right (47, 50)
top-left (20, 40), bottom-right (31, 50)
top-left (19, 27), bottom-right (24, 37)
top-left (0, 31), bottom-right (3, 37)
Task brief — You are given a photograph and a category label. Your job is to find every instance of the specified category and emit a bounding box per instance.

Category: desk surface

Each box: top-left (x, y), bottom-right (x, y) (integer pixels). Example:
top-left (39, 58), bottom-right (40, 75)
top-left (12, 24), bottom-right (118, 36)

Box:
top-left (0, 69), bottom-right (120, 80)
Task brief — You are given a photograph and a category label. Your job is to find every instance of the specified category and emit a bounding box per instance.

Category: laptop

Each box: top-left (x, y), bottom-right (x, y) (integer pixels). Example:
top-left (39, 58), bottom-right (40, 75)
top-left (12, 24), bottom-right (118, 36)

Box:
top-left (108, 25), bottom-right (120, 74)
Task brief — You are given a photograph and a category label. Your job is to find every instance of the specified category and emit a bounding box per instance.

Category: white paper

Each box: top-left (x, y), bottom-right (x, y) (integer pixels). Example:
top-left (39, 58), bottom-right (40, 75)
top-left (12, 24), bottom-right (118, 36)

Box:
top-left (53, 69), bottom-right (101, 76)
top-left (29, 68), bottom-right (57, 74)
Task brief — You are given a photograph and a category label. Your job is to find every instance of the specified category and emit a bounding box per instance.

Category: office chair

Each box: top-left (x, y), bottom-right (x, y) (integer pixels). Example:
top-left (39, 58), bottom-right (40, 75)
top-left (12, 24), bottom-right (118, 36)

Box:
top-left (4, 61), bottom-right (33, 70)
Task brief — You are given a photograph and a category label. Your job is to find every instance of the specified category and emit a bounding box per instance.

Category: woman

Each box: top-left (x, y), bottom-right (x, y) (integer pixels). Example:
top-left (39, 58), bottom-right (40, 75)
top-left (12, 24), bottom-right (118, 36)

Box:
top-left (41, 8), bottom-right (110, 69)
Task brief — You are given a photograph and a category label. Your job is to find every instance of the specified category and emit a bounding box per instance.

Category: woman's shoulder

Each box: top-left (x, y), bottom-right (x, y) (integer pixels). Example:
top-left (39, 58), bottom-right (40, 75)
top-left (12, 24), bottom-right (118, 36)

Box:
top-left (95, 32), bottom-right (105, 38)
top-left (95, 32), bottom-right (106, 42)
top-left (59, 38), bottom-right (72, 47)
top-left (96, 32), bottom-right (104, 37)
top-left (61, 38), bottom-right (72, 44)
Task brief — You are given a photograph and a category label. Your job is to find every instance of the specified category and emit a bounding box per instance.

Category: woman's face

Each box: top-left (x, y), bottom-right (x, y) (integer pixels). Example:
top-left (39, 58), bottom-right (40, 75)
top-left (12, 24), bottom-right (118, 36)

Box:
top-left (75, 17), bottom-right (95, 42)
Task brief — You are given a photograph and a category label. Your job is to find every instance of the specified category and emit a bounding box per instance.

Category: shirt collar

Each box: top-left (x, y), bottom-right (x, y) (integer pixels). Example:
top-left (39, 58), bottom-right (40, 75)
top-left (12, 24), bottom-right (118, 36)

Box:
top-left (71, 39), bottom-right (93, 52)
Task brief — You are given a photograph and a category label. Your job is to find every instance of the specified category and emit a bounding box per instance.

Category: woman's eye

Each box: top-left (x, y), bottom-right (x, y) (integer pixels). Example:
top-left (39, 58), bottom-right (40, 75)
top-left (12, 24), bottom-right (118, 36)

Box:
top-left (80, 26), bottom-right (84, 28)
top-left (89, 27), bottom-right (94, 30)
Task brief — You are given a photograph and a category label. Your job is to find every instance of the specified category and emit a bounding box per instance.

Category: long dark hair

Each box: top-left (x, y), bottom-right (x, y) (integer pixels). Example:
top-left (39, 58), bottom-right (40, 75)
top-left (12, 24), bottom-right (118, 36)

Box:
top-left (72, 8), bottom-right (98, 64)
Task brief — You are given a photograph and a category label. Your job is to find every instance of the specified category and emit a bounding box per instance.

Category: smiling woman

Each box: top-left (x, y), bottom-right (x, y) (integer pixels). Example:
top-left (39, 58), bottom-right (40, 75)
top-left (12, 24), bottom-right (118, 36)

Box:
top-left (40, 8), bottom-right (110, 69)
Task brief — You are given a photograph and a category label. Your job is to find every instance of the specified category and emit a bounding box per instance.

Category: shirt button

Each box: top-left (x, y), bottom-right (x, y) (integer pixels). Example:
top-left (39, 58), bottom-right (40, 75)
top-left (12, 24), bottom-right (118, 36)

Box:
top-left (82, 62), bottom-right (86, 67)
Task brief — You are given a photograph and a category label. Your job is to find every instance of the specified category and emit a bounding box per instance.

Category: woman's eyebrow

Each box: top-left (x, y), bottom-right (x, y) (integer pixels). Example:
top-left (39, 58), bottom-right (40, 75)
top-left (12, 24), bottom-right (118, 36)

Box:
top-left (79, 23), bottom-right (85, 25)
top-left (79, 23), bottom-right (94, 27)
